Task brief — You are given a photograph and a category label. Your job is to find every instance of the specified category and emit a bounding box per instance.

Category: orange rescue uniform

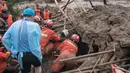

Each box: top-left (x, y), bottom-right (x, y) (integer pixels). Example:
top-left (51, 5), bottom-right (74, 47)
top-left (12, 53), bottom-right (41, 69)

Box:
top-left (7, 14), bottom-right (13, 27)
top-left (35, 8), bottom-right (40, 16)
top-left (0, 1), bottom-right (13, 27)
top-left (0, 14), bottom-right (13, 28)
top-left (40, 27), bottom-right (60, 54)
top-left (0, 1), bottom-right (8, 14)
top-left (51, 39), bottom-right (78, 72)
top-left (43, 9), bottom-right (50, 20)
top-left (0, 51), bottom-right (10, 73)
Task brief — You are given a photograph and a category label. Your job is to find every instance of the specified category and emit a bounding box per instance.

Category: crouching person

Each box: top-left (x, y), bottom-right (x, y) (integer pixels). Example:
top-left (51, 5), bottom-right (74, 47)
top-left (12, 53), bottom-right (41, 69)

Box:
top-left (40, 19), bottom-right (61, 55)
top-left (50, 34), bottom-right (80, 73)
top-left (2, 8), bottom-right (42, 73)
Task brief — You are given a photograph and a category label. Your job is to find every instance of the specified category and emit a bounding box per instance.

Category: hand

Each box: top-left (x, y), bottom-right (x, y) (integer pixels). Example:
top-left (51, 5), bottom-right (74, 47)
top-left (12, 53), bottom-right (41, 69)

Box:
top-left (62, 29), bottom-right (69, 36)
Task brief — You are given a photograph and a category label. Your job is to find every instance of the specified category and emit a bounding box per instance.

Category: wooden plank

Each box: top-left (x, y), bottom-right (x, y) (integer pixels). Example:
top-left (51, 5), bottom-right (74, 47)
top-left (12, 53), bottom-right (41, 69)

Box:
top-left (74, 64), bottom-right (130, 73)
top-left (90, 55), bottom-right (102, 73)
top-left (61, 58), bottom-right (130, 73)
top-left (60, 50), bottom-right (114, 63)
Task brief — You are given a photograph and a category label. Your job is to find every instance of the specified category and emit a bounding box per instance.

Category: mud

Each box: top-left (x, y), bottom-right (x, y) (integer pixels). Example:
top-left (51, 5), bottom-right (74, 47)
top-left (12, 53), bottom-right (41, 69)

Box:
top-left (76, 5), bottom-right (130, 49)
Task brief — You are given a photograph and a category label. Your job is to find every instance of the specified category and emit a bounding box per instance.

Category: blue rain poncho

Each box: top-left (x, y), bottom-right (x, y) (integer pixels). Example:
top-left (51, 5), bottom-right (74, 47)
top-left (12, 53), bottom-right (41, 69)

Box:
top-left (2, 18), bottom-right (42, 69)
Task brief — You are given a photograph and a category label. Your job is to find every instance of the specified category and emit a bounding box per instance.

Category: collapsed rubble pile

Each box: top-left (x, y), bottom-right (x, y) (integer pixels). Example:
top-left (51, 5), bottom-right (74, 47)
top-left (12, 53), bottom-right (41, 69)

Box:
top-left (54, 5), bottom-right (130, 73)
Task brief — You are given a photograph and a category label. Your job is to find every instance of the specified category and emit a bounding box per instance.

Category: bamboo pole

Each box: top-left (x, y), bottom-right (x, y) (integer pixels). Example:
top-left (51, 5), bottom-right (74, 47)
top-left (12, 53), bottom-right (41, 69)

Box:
top-left (103, 0), bottom-right (107, 5)
top-left (61, 0), bottom-right (74, 9)
top-left (74, 0), bottom-right (83, 12)
top-left (54, 0), bottom-right (74, 30)
top-left (88, 0), bottom-right (94, 8)
top-left (54, 0), bottom-right (68, 19)
top-left (74, 64), bottom-right (130, 73)
top-left (62, 0), bottom-right (71, 11)
top-left (90, 56), bottom-right (102, 73)
top-left (61, 58), bottom-right (130, 73)
top-left (115, 65), bottom-right (130, 73)
top-left (60, 50), bottom-right (114, 62)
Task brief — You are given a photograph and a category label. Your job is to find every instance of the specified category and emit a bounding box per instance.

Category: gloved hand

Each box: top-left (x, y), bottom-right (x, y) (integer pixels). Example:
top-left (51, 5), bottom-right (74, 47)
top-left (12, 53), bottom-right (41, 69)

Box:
top-left (5, 50), bottom-right (10, 55)
top-left (62, 29), bottom-right (69, 37)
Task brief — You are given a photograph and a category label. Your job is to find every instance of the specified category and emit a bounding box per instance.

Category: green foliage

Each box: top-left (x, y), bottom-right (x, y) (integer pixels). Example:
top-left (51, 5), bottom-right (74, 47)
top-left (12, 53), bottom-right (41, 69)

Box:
top-left (6, 0), bottom-right (25, 20)
top-left (127, 0), bottom-right (130, 2)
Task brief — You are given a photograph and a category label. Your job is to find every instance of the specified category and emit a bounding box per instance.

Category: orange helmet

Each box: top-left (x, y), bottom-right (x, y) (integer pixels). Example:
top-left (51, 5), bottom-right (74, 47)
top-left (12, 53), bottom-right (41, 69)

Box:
top-left (44, 19), bottom-right (53, 27)
top-left (71, 34), bottom-right (80, 43)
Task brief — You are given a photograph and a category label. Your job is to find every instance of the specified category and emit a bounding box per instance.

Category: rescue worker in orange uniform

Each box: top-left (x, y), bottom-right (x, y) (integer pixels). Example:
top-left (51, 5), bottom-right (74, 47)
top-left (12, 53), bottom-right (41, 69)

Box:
top-left (0, 8), bottom-right (13, 28)
top-left (0, 0), bottom-right (8, 14)
top-left (34, 4), bottom-right (41, 16)
top-left (40, 19), bottom-right (61, 55)
top-left (43, 6), bottom-right (51, 20)
top-left (33, 16), bottom-right (69, 55)
top-left (50, 34), bottom-right (80, 73)
top-left (0, 0), bottom-right (13, 28)
top-left (0, 49), bottom-right (10, 73)
top-left (0, 36), bottom-right (10, 73)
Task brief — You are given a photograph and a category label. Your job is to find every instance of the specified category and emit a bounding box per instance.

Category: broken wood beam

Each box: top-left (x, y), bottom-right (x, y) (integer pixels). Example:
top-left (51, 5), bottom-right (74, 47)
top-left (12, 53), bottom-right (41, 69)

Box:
top-left (80, 4), bottom-right (87, 12)
top-left (90, 56), bottom-right (102, 73)
top-left (52, 22), bottom-right (70, 29)
top-left (61, 0), bottom-right (74, 9)
top-left (70, 7), bottom-right (76, 14)
top-left (52, 24), bottom-right (64, 29)
top-left (88, 0), bottom-right (94, 8)
top-left (54, 0), bottom-right (68, 19)
top-left (115, 65), bottom-right (130, 73)
top-left (63, 0), bottom-right (71, 11)
top-left (60, 50), bottom-right (114, 62)
top-left (61, 58), bottom-right (130, 73)
top-left (103, 0), bottom-right (107, 5)
top-left (54, 0), bottom-right (73, 30)
top-left (51, 13), bottom-right (62, 19)
top-left (74, 0), bottom-right (83, 12)
top-left (74, 64), bottom-right (130, 73)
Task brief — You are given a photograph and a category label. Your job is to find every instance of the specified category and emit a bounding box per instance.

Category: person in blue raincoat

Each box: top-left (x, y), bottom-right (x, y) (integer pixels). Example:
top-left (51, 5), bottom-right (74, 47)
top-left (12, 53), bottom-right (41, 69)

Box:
top-left (2, 8), bottom-right (42, 73)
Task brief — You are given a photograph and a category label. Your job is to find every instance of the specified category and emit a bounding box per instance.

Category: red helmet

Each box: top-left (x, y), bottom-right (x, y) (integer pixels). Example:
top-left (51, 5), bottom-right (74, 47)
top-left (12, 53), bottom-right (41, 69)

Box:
top-left (34, 15), bottom-right (41, 22)
top-left (71, 34), bottom-right (80, 43)
top-left (44, 19), bottom-right (53, 27)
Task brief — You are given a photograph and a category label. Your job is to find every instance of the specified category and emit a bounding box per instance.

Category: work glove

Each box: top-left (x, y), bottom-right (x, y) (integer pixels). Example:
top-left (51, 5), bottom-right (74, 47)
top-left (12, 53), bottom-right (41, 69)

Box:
top-left (62, 29), bottom-right (69, 36)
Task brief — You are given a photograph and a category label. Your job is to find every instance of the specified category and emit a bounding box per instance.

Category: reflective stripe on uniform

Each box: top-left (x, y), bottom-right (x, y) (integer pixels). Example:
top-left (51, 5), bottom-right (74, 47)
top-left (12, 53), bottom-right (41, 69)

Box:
top-left (41, 33), bottom-right (48, 37)
top-left (67, 41), bottom-right (77, 48)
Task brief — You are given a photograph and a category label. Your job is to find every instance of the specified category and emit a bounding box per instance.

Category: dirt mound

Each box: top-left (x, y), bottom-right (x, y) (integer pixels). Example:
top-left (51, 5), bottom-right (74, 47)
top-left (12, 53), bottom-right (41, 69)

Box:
top-left (75, 5), bottom-right (130, 51)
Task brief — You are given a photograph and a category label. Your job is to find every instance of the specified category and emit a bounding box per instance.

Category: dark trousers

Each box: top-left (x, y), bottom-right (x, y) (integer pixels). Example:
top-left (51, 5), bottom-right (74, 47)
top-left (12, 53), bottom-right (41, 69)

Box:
top-left (21, 52), bottom-right (41, 73)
